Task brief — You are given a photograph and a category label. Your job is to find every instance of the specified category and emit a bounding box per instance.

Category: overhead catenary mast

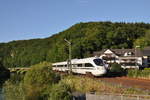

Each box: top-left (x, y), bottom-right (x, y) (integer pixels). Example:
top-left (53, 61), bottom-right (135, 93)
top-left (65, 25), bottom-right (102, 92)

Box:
top-left (64, 38), bottom-right (72, 74)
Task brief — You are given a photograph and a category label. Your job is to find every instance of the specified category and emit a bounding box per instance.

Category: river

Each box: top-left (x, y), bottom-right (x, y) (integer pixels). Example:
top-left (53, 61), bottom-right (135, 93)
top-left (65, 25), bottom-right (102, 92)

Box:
top-left (0, 87), bottom-right (4, 100)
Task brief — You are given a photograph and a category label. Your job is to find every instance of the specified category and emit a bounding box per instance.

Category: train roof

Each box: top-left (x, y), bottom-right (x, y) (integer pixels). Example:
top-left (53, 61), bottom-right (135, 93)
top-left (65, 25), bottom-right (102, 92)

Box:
top-left (52, 57), bottom-right (101, 65)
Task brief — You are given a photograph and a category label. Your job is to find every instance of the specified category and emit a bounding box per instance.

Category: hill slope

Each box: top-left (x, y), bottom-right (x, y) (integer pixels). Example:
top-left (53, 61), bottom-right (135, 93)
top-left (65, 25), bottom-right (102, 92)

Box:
top-left (0, 21), bottom-right (150, 68)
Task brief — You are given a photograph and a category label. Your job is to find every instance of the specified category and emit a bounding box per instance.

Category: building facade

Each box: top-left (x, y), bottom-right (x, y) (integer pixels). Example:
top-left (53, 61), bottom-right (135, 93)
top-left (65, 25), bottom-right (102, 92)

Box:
top-left (93, 47), bottom-right (150, 69)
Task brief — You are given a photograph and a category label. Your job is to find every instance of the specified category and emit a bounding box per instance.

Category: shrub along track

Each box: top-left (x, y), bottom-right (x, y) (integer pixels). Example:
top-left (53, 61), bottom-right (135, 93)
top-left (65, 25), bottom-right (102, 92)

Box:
top-left (97, 77), bottom-right (150, 91)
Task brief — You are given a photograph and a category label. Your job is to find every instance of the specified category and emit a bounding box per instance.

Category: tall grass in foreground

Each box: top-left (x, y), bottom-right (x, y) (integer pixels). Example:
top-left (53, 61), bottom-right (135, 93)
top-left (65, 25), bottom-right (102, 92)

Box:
top-left (60, 75), bottom-right (149, 95)
top-left (127, 68), bottom-right (150, 79)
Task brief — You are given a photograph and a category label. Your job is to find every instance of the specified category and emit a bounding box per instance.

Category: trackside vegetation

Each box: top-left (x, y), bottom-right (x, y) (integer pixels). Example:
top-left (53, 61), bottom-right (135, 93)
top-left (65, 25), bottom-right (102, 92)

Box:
top-left (127, 68), bottom-right (150, 79)
top-left (107, 63), bottom-right (150, 79)
top-left (60, 75), bottom-right (149, 95)
top-left (107, 63), bottom-right (126, 76)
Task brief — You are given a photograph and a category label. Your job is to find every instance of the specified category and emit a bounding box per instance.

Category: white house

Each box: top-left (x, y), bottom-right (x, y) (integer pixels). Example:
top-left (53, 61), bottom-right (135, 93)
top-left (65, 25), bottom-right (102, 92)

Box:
top-left (93, 47), bottom-right (150, 69)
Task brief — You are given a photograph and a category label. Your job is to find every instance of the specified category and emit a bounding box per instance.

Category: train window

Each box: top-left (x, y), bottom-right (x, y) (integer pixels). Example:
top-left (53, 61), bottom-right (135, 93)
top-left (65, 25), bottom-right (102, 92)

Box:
top-left (93, 59), bottom-right (103, 66)
top-left (85, 63), bottom-right (93, 67)
top-left (57, 65), bottom-right (63, 67)
top-left (77, 64), bottom-right (82, 67)
top-left (73, 64), bottom-right (78, 67)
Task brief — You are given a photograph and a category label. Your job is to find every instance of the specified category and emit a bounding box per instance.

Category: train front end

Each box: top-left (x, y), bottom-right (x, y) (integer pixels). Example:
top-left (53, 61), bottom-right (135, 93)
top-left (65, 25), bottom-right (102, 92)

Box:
top-left (92, 58), bottom-right (107, 76)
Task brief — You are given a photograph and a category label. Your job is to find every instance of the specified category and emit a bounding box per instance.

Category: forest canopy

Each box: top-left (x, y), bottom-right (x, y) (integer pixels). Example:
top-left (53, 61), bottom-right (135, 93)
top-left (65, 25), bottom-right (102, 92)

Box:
top-left (0, 21), bottom-right (150, 68)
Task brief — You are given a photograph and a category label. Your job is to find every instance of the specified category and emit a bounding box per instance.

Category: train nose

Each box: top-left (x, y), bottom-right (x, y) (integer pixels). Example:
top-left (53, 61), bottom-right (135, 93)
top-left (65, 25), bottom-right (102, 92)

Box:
top-left (96, 67), bottom-right (107, 74)
top-left (97, 67), bottom-right (106, 70)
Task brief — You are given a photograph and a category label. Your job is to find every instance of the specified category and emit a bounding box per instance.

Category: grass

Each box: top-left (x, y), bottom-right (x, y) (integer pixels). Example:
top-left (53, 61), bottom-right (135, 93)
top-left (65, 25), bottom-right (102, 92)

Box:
top-left (127, 68), bottom-right (150, 79)
top-left (60, 75), bottom-right (149, 95)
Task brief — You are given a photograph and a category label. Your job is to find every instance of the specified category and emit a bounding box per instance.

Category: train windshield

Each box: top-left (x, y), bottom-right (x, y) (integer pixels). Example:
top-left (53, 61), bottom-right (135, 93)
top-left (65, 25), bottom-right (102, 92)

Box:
top-left (93, 59), bottom-right (103, 66)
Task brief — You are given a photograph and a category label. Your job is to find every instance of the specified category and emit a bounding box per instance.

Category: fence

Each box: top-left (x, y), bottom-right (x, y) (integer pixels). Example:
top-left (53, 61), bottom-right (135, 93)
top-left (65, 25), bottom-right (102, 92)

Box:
top-left (86, 93), bottom-right (150, 100)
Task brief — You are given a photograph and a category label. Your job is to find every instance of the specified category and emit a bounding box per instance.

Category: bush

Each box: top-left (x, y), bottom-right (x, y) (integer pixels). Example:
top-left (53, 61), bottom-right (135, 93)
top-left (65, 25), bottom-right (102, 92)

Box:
top-left (48, 83), bottom-right (72, 100)
top-left (23, 61), bottom-right (60, 99)
top-left (110, 63), bottom-right (123, 72)
top-left (24, 62), bottom-right (60, 85)
top-left (0, 62), bottom-right (10, 83)
top-left (109, 63), bottom-right (125, 76)
top-left (3, 81), bottom-right (25, 100)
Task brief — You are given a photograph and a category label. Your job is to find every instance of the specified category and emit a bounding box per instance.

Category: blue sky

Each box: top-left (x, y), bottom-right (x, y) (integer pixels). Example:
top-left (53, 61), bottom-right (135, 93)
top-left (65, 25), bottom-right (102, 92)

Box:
top-left (0, 0), bottom-right (150, 43)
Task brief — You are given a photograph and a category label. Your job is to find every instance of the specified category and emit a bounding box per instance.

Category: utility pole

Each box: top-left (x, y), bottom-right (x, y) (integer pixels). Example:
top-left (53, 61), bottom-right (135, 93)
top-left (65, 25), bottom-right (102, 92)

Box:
top-left (135, 46), bottom-right (140, 69)
top-left (64, 39), bottom-right (72, 74)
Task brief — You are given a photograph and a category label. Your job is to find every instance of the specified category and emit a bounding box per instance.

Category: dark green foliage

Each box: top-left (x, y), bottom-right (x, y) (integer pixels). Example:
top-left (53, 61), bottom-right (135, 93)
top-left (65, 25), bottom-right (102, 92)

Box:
top-left (8, 73), bottom-right (25, 84)
top-left (24, 62), bottom-right (60, 86)
top-left (0, 22), bottom-right (150, 68)
top-left (110, 63), bottom-right (124, 73)
top-left (109, 63), bottom-right (125, 76)
top-left (0, 62), bottom-right (10, 83)
top-left (134, 30), bottom-right (150, 48)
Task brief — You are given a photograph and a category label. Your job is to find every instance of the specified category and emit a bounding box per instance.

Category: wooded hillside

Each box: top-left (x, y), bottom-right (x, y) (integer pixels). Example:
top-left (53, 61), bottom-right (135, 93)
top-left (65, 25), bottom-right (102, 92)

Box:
top-left (0, 22), bottom-right (150, 68)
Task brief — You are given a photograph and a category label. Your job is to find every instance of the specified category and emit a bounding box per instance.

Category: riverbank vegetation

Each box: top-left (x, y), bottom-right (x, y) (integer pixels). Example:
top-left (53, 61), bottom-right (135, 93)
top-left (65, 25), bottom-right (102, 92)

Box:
top-left (4, 62), bottom-right (72, 100)
top-left (0, 62), bottom-right (10, 84)
top-left (3, 62), bottom-right (150, 100)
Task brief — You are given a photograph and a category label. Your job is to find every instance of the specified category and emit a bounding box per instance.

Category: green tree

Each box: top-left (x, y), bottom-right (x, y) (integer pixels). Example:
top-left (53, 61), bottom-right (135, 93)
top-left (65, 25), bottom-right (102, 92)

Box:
top-left (24, 62), bottom-right (60, 99)
top-left (0, 22), bottom-right (150, 68)
top-left (134, 30), bottom-right (150, 48)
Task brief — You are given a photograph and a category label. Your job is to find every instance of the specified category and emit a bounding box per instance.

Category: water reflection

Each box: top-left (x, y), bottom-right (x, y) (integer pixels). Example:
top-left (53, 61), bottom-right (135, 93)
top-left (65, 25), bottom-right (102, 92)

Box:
top-left (0, 87), bottom-right (4, 100)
